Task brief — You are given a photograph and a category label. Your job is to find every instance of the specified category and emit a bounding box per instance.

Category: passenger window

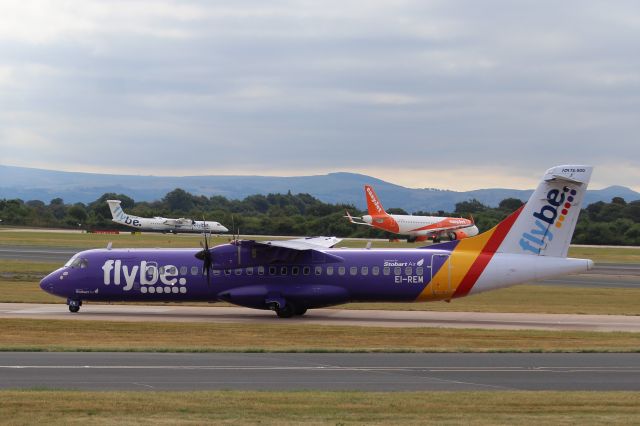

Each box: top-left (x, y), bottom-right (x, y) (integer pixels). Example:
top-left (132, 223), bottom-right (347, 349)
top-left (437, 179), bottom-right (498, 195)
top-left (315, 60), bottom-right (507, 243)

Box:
top-left (326, 266), bottom-right (334, 276)
top-left (303, 266), bottom-right (310, 275)
top-left (416, 267), bottom-right (423, 275)
top-left (350, 266), bottom-right (357, 276)
top-left (224, 269), bottom-right (231, 276)
top-left (269, 266), bottom-right (277, 275)
top-left (235, 268), bottom-right (242, 275)
top-left (338, 267), bottom-right (346, 276)
top-left (258, 266), bottom-right (265, 276)
top-left (246, 267), bottom-right (253, 275)
top-left (191, 266), bottom-right (199, 276)
top-left (361, 266), bottom-right (368, 276)
top-left (315, 266), bottom-right (322, 276)
top-left (372, 266), bottom-right (379, 276)
top-left (213, 270), bottom-right (220, 276)
top-left (281, 266), bottom-right (288, 275)
top-left (180, 266), bottom-right (187, 275)
top-left (166, 266), bottom-right (177, 275)
top-left (405, 266), bottom-right (413, 275)
top-left (394, 267), bottom-right (401, 275)
top-left (292, 266), bottom-right (299, 275)
top-left (383, 267), bottom-right (390, 276)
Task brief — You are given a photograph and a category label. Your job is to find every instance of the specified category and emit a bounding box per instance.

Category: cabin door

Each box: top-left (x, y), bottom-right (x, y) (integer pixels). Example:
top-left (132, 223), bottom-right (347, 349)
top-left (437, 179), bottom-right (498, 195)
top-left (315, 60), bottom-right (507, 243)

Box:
top-left (430, 254), bottom-right (451, 295)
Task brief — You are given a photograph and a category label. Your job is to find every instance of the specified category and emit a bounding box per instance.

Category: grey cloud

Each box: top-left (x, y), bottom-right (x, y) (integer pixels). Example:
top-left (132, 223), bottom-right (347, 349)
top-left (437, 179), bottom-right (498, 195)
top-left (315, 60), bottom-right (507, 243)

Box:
top-left (0, 0), bottom-right (639, 188)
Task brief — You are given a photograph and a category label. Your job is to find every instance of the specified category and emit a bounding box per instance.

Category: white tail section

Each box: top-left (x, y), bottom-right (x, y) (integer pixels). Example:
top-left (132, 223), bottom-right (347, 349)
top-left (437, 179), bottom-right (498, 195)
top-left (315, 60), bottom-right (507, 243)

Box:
top-left (106, 200), bottom-right (128, 223)
top-left (498, 165), bottom-right (593, 257)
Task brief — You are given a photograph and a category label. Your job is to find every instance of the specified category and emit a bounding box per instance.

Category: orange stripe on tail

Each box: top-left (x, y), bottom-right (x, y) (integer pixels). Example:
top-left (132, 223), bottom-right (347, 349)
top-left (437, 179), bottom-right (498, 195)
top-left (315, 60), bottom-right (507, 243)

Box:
top-left (452, 205), bottom-right (525, 298)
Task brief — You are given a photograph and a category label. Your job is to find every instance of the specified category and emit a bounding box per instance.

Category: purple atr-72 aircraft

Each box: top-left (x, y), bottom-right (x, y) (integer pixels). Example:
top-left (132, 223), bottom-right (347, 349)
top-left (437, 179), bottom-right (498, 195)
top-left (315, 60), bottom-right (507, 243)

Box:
top-left (41, 165), bottom-right (594, 318)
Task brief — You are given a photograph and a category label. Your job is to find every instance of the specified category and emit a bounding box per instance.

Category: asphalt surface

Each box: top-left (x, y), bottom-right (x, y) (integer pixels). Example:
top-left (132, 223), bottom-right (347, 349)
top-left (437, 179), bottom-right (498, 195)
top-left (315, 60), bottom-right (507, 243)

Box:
top-left (1, 352), bottom-right (639, 391)
top-left (2, 245), bottom-right (640, 289)
top-left (3, 303), bottom-right (640, 331)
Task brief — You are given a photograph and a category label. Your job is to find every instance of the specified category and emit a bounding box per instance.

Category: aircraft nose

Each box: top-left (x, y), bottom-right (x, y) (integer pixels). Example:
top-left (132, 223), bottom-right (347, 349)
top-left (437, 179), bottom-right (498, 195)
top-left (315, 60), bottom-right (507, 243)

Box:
top-left (220, 225), bottom-right (229, 232)
top-left (40, 274), bottom-right (56, 294)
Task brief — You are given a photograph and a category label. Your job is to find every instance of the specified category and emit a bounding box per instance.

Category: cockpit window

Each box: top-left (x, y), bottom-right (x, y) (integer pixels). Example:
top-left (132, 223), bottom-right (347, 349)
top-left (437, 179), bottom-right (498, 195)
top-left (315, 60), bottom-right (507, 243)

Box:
top-left (66, 257), bottom-right (88, 269)
top-left (64, 255), bottom-right (78, 267)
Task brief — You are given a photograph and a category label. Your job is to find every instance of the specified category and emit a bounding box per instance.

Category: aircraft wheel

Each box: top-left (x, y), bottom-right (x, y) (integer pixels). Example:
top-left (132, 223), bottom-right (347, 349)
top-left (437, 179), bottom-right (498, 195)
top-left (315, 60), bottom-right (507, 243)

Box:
top-left (294, 306), bottom-right (308, 316)
top-left (67, 298), bottom-right (81, 313)
top-left (275, 304), bottom-right (295, 318)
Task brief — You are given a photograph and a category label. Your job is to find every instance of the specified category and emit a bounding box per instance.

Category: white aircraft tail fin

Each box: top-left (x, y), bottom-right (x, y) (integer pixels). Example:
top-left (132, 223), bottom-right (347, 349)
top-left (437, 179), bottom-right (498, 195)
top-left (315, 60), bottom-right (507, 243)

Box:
top-left (497, 165), bottom-right (593, 257)
top-left (106, 200), bottom-right (128, 223)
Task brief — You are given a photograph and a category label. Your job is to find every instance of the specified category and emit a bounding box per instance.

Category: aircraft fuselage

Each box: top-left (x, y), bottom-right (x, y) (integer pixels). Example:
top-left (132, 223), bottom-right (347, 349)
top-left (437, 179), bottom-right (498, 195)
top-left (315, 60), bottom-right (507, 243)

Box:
top-left (40, 242), bottom-right (591, 311)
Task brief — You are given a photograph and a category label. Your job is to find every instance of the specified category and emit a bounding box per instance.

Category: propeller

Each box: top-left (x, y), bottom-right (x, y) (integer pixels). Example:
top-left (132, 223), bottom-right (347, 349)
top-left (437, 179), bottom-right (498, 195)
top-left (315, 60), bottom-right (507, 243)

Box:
top-left (195, 216), bottom-right (213, 287)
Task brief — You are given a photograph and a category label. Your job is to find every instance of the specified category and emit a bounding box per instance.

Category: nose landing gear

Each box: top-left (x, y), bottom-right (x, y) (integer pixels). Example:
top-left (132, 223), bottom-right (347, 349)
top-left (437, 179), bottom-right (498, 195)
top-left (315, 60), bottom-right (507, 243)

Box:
top-left (67, 298), bottom-right (82, 313)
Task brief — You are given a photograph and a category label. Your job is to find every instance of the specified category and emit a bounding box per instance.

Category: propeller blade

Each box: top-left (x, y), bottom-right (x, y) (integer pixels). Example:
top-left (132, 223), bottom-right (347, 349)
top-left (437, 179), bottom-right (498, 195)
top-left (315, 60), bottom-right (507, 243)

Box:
top-left (196, 214), bottom-right (213, 287)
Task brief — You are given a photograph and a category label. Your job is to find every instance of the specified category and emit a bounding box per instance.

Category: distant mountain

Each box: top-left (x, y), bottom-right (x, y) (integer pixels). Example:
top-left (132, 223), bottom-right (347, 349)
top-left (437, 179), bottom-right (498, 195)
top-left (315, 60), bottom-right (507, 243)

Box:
top-left (1, 164), bottom-right (638, 212)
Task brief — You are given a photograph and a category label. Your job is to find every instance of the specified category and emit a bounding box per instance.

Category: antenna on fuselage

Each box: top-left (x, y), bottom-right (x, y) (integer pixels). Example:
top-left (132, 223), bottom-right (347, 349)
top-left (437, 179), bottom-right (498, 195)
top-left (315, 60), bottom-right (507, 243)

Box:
top-left (107, 242), bottom-right (112, 250)
top-left (365, 241), bottom-right (372, 249)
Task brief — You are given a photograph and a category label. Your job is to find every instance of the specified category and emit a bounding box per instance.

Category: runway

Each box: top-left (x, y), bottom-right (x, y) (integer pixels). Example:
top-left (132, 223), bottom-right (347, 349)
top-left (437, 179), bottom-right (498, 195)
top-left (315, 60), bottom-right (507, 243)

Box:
top-left (2, 245), bottom-right (640, 288)
top-left (2, 303), bottom-right (640, 331)
top-left (1, 352), bottom-right (639, 391)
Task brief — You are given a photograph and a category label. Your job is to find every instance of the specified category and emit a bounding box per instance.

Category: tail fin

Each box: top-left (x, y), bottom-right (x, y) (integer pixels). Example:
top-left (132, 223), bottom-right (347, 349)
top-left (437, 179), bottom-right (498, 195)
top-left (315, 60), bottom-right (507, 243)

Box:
top-left (364, 185), bottom-right (388, 216)
top-left (106, 200), bottom-right (128, 223)
top-left (496, 165), bottom-right (593, 257)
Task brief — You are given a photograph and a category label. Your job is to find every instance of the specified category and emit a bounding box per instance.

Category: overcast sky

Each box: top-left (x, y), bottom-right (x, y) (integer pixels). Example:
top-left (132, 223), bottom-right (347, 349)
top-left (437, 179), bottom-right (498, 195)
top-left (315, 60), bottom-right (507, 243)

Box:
top-left (1, 0), bottom-right (639, 190)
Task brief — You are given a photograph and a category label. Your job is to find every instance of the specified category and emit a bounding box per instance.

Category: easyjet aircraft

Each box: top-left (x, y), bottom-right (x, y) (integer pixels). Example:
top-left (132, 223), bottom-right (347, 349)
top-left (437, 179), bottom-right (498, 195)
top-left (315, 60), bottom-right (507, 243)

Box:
top-left (41, 165), bottom-right (593, 318)
top-left (346, 185), bottom-right (479, 242)
top-left (107, 200), bottom-right (228, 234)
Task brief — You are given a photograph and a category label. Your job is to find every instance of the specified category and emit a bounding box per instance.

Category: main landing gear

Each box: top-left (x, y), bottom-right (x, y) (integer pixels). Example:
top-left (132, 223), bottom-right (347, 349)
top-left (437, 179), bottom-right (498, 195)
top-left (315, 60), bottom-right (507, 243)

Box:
top-left (270, 302), bottom-right (308, 318)
top-left (67, 298), bottom-right (82, 313)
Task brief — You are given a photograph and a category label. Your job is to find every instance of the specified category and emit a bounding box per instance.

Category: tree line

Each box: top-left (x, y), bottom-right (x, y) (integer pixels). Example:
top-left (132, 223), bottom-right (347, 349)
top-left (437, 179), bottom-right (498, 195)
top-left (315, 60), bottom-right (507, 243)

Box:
top-left (1, 189), bottom-right (639, 245)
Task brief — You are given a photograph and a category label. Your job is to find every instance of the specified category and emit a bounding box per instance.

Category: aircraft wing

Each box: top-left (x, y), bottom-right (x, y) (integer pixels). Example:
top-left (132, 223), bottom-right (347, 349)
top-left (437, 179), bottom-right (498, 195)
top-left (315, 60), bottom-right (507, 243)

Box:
top-left (215, 237), bottom-right (344, 268)
top-left (410, 220), bottom-right (475, 235)
top-left (256, 236), bottom-right (342, 250)
top-left (163, 218), bottom-right (192, 226)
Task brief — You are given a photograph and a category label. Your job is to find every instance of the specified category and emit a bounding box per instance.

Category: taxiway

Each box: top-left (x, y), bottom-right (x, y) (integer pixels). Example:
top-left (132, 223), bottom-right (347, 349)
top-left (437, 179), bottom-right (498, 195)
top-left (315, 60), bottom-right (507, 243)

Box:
top-left (1, 352), bottom-right (639, 391)
top-left (2, 303), bottom-right (640, 331)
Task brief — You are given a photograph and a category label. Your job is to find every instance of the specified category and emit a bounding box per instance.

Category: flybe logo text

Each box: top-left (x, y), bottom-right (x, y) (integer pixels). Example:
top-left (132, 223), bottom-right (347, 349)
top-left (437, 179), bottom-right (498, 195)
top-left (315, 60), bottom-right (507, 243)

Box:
top-left (519, 186), bottom-right (577, 254)
top-left (101, 260), bottom-right (187, 291)
top-left (113, 208), bottom-right (141, 227)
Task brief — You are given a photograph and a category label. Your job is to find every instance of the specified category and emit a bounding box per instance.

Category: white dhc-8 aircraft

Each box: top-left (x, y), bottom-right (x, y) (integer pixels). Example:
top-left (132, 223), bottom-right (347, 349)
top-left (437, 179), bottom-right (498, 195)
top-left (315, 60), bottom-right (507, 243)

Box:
top-left (107, 200), bottom-right (228, 234)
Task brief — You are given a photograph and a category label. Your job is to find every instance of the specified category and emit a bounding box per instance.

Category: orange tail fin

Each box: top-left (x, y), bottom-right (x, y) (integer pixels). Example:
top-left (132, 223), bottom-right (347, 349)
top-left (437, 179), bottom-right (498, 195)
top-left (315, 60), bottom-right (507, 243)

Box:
top-left (364, 185), bottom-right (387, 216)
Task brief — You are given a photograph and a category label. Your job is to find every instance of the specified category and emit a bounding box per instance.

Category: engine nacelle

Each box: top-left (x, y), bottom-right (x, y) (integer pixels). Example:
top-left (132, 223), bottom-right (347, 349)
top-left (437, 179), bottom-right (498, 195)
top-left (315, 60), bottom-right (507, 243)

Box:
top-left (448, 230), bottom-right (467, 241)
top-left (448, 225), bottom-right (479, 241)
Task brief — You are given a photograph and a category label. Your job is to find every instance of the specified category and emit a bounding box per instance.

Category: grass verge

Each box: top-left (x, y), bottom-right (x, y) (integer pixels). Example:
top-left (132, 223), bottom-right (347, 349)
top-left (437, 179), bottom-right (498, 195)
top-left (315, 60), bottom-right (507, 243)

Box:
top-left (1, 390), bottom-right (639, 424)
top-left (1, 318), bottom-right (639, 352)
